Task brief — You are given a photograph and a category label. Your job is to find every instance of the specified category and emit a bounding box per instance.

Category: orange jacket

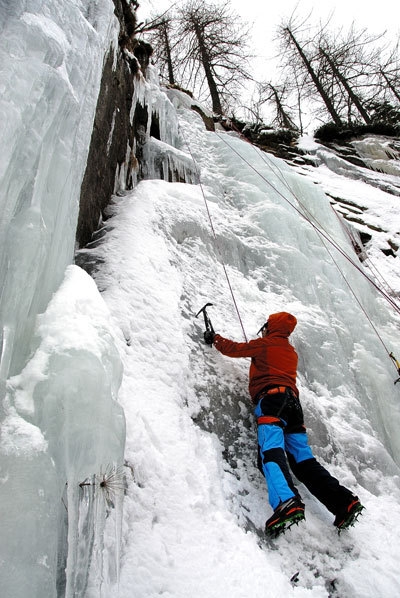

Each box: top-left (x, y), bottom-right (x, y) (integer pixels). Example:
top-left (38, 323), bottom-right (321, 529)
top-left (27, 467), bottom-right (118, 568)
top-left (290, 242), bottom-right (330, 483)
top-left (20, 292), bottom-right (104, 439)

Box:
top-left (213, 312), bottom-right (299, 402)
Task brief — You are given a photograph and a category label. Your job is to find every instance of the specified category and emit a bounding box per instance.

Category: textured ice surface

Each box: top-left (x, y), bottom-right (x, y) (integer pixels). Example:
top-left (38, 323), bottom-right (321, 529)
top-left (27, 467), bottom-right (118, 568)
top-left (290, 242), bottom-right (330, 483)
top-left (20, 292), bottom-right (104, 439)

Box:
top-left (0, 0), bottom-right (118, 383)
top-left (1, 266), bottom-right (125, 597)
top-left (0, 3), bottom-right (125, 597)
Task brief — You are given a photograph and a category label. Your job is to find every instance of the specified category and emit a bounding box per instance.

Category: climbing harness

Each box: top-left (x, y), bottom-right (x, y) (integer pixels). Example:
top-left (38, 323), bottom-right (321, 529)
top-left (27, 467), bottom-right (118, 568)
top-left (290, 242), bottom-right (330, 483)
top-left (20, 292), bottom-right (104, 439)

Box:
top-left (213, 129), bottom-right (400, 381)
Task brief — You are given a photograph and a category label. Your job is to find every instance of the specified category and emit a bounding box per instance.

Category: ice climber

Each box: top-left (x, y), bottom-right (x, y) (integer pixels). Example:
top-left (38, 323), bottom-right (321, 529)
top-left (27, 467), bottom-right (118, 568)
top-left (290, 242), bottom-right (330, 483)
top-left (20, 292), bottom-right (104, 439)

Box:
top-left (205, 311), bottom-right (364, 537)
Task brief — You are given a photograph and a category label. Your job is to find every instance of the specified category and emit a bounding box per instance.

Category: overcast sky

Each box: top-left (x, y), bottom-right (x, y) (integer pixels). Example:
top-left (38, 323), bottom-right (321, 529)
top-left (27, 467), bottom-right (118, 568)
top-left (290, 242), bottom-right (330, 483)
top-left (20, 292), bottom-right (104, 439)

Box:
top-left (140, 0), bottom-right (399, 74)
top-left (228, 0), bottom-right (399, 36)
top-left (229, 0), bottom-right (398, 66)
top-left (140, 0), bottom-right (399, 41)
top-left (139, 0), bottom-right (399, 126)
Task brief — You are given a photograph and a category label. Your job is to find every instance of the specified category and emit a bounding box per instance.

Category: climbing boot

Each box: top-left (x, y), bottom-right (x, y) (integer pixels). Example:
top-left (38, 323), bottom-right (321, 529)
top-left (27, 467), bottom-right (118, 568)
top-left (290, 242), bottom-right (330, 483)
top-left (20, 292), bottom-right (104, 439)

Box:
top-left (265, 497), bottom-right (305, 538)
top-left (334, 497), bottom-right (364, 531)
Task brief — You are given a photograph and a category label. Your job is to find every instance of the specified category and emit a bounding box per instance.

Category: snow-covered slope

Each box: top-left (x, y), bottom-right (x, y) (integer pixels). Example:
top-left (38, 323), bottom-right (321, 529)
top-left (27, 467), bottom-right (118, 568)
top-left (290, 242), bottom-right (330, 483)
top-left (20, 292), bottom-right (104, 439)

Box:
top-left (296, 135), bottom-right (400, 296)
top-left (83, 87), bottom-right (400, 597)
top-left (1, 3), bottom-right (400, 595)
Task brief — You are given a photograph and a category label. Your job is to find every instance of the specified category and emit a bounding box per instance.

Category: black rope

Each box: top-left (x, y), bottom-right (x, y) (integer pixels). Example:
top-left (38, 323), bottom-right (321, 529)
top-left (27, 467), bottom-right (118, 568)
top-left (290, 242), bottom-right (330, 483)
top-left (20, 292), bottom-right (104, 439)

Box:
top-left (180, 124), bottom-right (248, 342)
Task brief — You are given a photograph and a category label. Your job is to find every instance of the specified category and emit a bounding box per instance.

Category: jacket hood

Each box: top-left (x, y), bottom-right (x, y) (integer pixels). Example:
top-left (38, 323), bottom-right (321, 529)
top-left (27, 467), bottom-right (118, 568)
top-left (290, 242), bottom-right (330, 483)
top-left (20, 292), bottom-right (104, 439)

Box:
top-left (267, 312), bottom-right (297, 337)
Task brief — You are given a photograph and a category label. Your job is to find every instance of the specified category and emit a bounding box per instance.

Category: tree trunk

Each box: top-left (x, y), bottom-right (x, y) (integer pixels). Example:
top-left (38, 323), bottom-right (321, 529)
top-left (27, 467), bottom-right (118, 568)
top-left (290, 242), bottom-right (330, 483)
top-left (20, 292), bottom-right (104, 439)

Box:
top-left (284, 27), bottom-right (342, 126)
top-left (380, 69), bottom-right (400, 103)
top-left (270, 85), bottom-right (297, 130)
top-left (161, 23), bottom-right (175, 86)
top-left (193, 22), bottom-right (223, 115)
top-left (320, 48), bottom-right (371, 124)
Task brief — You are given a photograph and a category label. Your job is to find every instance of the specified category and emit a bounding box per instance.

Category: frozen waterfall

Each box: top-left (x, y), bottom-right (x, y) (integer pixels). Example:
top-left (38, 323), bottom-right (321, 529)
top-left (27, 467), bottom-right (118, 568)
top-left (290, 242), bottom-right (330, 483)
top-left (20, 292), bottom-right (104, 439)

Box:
top-left (0, 2), bottom-right (125, 597)
top-left (84, 88), bottom-right (400, 597)
top-left (0, 1), bottom-right (400, 597)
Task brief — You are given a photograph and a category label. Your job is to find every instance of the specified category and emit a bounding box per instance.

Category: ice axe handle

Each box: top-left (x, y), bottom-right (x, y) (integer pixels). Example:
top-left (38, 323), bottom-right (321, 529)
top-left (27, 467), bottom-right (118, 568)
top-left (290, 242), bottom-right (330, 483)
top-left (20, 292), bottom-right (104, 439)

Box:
top-left (195, 303), bottom-right (215, 333)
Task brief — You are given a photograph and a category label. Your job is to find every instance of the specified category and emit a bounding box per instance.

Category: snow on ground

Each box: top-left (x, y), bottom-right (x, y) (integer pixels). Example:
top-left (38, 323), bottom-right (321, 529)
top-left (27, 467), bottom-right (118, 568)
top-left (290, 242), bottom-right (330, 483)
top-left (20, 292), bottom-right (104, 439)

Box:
top-left (83, 99), bottom-right (400, 597)
top-left (295, 136), bottom-right (400, 297)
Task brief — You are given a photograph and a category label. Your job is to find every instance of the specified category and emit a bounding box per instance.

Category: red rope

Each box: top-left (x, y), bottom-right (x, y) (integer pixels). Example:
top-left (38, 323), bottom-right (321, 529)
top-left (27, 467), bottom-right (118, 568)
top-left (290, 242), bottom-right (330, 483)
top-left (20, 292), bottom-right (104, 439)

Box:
top-left (215, 131), bottom-right (400, 372)
top-left (216, 131), bottom-right (400, 319)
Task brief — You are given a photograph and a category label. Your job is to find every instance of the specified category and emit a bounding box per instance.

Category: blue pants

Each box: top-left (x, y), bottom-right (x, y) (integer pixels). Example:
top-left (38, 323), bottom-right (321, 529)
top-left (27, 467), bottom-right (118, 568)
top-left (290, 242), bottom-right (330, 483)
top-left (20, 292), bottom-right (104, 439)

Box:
top-left (255, 391), bottom-right (354, 513)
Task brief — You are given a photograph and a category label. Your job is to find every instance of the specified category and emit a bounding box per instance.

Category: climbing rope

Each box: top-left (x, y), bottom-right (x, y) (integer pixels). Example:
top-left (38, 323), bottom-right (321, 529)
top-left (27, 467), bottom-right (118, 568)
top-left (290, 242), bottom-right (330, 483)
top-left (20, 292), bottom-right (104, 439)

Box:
top-left (215, 131), bottom-right (400, 317)
top-left (255, 142), bottom-right (400, 305)
top-left (260, 148), bottom-right (400, 324)
top-left (179, 124), bottom-right (248, 342)
top-left (177, 113), bottom-right (399, 376)
top-left (330, 207), bottom-right (398, 300)
top-left (320, 234), bottom-right (394, 362)
top-left (214, 129), bottom-right (400, 377)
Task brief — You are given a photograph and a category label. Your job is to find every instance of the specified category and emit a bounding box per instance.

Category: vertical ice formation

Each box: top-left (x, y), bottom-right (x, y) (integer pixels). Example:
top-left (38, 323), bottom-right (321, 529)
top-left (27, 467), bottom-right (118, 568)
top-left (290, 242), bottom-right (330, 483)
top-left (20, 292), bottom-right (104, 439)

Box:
top-left (0, 2), bottom-right (126, 597)
top-left (0, 0), bottom-right (118, 387)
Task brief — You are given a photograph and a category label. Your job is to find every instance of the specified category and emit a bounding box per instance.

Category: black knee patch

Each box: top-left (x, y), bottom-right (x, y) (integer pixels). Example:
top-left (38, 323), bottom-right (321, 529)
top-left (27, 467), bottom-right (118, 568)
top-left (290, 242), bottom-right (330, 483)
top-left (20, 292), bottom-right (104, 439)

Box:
top-left (262, 448), bottom-right (297, 495)
top-left (263, 448), bottom-right (285, 465)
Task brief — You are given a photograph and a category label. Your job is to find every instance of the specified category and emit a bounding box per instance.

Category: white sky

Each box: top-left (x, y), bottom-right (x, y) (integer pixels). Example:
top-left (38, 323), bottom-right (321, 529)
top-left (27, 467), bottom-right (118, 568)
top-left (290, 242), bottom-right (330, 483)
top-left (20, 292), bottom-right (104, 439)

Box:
top-left (139, 0), bottom-right (399, 123)
top-left (228, 0), bottom-right (399, 36)
top-left (140, 0), bottom-right (399, 75)
top-left (230, 0), bottom-right (399, 68)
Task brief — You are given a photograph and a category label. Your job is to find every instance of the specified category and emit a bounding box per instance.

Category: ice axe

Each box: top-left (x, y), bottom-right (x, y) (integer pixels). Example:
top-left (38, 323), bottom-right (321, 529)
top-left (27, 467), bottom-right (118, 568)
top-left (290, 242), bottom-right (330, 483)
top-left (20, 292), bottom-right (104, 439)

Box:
top-left (389, 352), bottom-right (400, 385)
top-left (195, 303), bottom-right (215, 344)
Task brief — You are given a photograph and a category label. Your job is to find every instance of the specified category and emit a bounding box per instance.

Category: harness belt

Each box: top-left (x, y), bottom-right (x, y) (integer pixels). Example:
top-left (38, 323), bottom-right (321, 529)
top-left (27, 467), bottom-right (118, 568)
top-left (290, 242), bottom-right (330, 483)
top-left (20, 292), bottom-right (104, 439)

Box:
top-left (257, 415), bottom-right (283, 426)
top-left (255, 387), bottom-right (292, 427)
top-left (264, 386), bottom-right (287, 395)
top-left (255, 386), bottom-right (288, 402)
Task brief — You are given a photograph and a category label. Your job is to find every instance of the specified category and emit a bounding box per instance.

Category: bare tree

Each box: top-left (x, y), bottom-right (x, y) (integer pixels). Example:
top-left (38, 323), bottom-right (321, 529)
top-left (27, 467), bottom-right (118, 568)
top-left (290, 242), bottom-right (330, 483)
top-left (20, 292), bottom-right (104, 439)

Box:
top-left (278, 19), bottom-right (343, 126)
top-left (174, 0), bottom-right (252, 115)
top-left (277, 14), bottom-right (399, 129)
top-left (257, 82), bottom-right (299, 130)
top-left (147, 17), bottom-right (177, 85)
top-left (318, 48), bottom-right (371, 124)
top-left (375, 42), bottom-right (400, 103)
top-left (316, 24), bottom-right (387, 124)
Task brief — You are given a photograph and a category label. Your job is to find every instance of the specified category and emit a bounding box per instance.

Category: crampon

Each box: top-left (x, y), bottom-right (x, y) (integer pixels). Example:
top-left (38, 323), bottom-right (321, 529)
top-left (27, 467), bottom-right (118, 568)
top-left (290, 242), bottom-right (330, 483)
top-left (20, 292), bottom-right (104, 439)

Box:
top-left (265, 497), bottom-right (305, 539)
top-left (335, 498), bottom-right (364, 533)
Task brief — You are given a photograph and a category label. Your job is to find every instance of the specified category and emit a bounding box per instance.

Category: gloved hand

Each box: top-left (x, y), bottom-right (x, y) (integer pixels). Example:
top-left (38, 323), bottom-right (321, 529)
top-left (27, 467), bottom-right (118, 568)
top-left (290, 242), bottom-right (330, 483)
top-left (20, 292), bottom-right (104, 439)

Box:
top-left (204, 330), bottom-right (215, 345)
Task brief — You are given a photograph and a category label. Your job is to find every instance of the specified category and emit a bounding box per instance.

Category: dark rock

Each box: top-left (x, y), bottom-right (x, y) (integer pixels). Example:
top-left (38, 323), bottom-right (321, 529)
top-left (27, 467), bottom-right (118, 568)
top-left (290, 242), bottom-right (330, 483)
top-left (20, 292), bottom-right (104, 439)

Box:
top-left (76, 1), bottom-right (154, 249)
top-left (76, 46), bottom-right (137, 248)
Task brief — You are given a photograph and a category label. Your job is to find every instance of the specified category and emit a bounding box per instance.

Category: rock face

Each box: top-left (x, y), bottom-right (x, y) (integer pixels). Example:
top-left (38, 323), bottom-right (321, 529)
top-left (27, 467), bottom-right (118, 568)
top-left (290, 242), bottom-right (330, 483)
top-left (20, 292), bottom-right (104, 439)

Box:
top-left (77, 1), bottom-right (400, 269)
top-left (77, 1), bottom-right (152, 248)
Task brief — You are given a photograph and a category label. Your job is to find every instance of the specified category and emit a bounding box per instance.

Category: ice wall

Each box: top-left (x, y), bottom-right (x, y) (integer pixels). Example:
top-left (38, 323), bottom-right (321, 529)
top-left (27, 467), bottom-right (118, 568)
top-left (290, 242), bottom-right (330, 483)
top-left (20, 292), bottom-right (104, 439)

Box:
top-left (134, 66), bottom-right (198, 183)
top-left (0, 3), bottom-right (126, 597)
top-left (85, 98), bottom-right (400, 596)
top-left (165, 94), bottom-right (400, 466)
top-left (1, 266), bottom-right (125, 597)
top-left (0, 0), bottom-right (118, 388)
